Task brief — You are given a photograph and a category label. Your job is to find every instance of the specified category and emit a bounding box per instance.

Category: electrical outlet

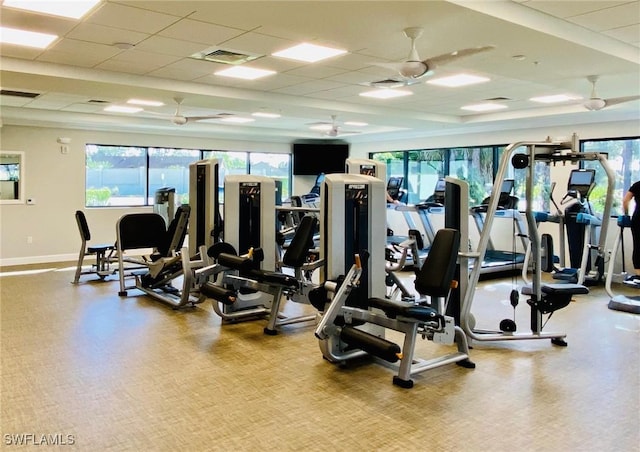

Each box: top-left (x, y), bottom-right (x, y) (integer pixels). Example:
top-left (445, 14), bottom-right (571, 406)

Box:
top-left (27, 236), bottom-right (33, 244)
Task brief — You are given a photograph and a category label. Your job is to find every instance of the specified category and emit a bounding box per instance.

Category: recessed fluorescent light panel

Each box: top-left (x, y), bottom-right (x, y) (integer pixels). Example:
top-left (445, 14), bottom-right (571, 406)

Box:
top-left (272, 43), bottom-right (347, 63)
top-left (221, 117), bottom-right (255, 123)
top-left (530, 94), bottom-right (580, 104)
top-left (127, 99), bottom-right (164, 107)
top-left (215, 66), bottom-right (276, 80)
top-left (461, 103), bottom-right (508, 112)
top-left (427, 74), bottom-right (490, 88)
top-left (3, 0), bottom-right (102, 19)
top-left (0, 26), bottom-right (57, 48)
top-left (104, 105), bottom-right (143, 113)
top-left (344, 121), bottom-right (368, 126)
top-left (359, 89), bottom-right (413, 99)
top-left (252, 111), bottom-right (281, 118)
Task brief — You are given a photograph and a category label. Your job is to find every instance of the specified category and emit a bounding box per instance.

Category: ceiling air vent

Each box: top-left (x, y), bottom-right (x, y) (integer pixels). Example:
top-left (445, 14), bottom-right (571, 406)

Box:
top-left (484, 97), bottom-right (511, 101)
top-left (87, 99), bottom-right (110, 104)
top-left (0, 89), bottom-right (40, 98)
top-left (191, 47), bottom-right (262, 65)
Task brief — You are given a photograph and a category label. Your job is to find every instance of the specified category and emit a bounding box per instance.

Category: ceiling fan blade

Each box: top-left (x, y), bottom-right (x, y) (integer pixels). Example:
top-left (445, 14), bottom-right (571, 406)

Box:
top-left (604, 95), bottom-right (640, 107)
top-left (371, 61), bottom-right (407, 71)
top-left (185, 114), bottom-right (227, 122)
top-left (424, 45), bottom-right (495, 68)
top-left (362, 78), bottom-right (421, 88)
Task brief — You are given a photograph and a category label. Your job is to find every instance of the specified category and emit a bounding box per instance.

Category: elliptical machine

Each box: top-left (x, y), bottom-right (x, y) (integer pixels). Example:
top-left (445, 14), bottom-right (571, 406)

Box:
top-left (552, 169), bottom-right (604, 285)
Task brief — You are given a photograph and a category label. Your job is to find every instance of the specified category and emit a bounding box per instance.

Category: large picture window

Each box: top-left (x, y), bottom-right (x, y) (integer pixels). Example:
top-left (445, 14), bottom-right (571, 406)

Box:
top-left (86, 145), bottom-right (291, 207)
top-left (581, 137), bottom-right (639, 216)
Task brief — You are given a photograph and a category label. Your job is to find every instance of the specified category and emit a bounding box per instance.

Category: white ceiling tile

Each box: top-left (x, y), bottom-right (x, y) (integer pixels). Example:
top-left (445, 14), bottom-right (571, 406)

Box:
top-left (37, 50), bottom-right (116, 68)
top-left (134, 36), bottom-right (211, 58)
top-left (66, 23), bottom-right (149, 47)
top-left (62, 103), bottom-right (109, 113)
top-left (48, 38), bottom-right (121, 60)
top-left (106, 49), bottom-right (182, 68)
top-left (0, 95), bottom-right (33, 107)
top-left (86, 2), bottom-right (180, 34)
top-left (603, 23), bottom-right (640, 44)
top-left (272, 79), bottom-right (347, 96)
top-left (158, 19), bottom-right (245, 45)
top-left (520, 1), bottom-right (629, 18)
top-left (221, 32), bottom-right (294, 56)
top-left (147, 59), bottom-right (221, 81)
top-left (568, 2), bottom-right (640, 31)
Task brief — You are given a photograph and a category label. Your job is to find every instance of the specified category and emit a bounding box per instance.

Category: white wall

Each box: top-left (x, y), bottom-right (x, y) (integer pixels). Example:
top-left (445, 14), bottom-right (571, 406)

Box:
top-left (0, 121), bottom-right (637, 266)
top-left (0, 125), bottom-right (291, 265)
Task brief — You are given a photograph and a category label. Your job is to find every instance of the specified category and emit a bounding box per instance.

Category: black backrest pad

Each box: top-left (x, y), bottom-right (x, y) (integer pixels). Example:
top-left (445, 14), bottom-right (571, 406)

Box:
top-left (75, 210), bottom-right (91, 241)
top-left (414, 228), bottom-right (460, 297)
top-left (283, 214), bottom-right (318, 268)
top-left (117, 213), bottom-right (167, 251)
top-left (158, 205), bottom-right (190, 257)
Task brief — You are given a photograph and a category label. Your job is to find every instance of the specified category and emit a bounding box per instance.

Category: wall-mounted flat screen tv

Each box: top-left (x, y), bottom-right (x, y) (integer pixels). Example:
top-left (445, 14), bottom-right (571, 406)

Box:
top-left (292, 142), bottom-right (349, 175)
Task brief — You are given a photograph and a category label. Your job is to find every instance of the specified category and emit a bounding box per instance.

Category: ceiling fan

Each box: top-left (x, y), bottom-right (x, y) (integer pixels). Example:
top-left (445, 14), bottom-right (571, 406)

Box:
top-left (366, 27), bottom-right (494, 87)
top-left (308, 115), bottom-right (362, 137)
top-left (148, 97), bottom-right (230, 125)
top-left (583, 75), bottom-right (640, 111)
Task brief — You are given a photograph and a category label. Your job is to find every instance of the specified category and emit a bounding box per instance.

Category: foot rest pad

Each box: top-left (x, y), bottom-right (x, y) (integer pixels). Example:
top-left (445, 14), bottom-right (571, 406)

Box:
top-left (367, 297), bottom-right (440, 322)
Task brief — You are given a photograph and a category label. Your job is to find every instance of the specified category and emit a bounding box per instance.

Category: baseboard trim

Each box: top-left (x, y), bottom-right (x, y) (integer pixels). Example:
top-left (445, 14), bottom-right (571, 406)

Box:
top-left (0, 253), bottom-right (77, 267)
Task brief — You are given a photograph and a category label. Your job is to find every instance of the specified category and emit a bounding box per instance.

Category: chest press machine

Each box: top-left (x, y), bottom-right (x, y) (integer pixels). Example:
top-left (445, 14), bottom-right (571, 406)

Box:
top-left (314, 174), bottom-right (474, 388)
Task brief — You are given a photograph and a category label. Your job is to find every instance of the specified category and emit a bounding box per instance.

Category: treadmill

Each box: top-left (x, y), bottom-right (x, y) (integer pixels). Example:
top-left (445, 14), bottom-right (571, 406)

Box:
top-left (470, 179), bottom-right (528, 274)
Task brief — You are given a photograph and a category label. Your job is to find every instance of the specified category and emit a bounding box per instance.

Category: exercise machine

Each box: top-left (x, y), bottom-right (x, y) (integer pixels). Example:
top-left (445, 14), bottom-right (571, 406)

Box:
top-left (116, 205), bottom-right (210, 308)
top-left (605, 215), bottom-right (640, 313)
top-left (314, 174), bottom-right (474, 388)
top-left (153, 186), bottom-right (176, 226)
top-left (202, 175), bottom-right (324, 334)
top-left (189, 159), bottom-right (222, 253)
top-left (470, 179), bottom-right (528, 274)
top-left (460, 135), bottom-right (614, 346)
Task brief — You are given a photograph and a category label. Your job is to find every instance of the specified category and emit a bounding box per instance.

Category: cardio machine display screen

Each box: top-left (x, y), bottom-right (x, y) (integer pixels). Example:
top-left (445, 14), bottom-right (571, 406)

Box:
top-left (569, 170), bottom-right (595, 186)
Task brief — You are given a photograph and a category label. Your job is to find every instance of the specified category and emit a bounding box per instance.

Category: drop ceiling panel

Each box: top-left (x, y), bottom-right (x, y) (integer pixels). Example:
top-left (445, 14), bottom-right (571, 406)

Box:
top-left (101, 50), bottom-right (182, 72)
top-left (519, 1), bottom-right (629, 19)
top-left (66, 23), bottom-right (149, 47)
top-left (604, 24), bottom-right (640, 44)
top-left (147, 59), bottom-right (220, 81)
top-left (158, 19), bottom-right (245, 46)
top-left (134, 36), bottom-right (212, 58)
top-left (0, 0), bottom-right (638, 142)
top-left (567, 2), bottom-right (640, 32)
top-left (86, 2), bottom-right (180, 34)
top-left (219, 31), bottom-right (294, 57)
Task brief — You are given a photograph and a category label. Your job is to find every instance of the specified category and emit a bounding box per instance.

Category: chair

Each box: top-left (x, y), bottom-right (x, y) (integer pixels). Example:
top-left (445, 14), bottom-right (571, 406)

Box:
top-left (73, 210), bottom-right (115, 284)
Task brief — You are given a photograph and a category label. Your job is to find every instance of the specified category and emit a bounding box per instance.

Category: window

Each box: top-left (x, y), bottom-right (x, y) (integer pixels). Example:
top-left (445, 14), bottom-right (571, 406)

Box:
top-left (250, 153), bottom-right (291, 202)
top-left (581, 137), bottom-right (639, 216)
top-left (86, 145), bottom-right (291, 207)
top-left (449, 147), bottom-right (494, 206)
top-left (148, 148), bottom-right (201, 205)
top-left (407, 150), bottom-right (445, 204)
top-left (86, 144), bottom-right (146, 206)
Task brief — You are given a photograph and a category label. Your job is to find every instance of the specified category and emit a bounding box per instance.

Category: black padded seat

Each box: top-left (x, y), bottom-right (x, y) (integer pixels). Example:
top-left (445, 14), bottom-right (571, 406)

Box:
top-left (521, 283), bottom-right (589, 296)
top-left (368, 297), bottom-right (440, 323)
top-left (522, 283), bottom-right (588, 314)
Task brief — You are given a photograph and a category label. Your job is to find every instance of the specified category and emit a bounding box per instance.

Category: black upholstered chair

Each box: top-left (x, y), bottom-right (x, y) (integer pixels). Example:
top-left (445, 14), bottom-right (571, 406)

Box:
top-left (73, 210), bottom-right (115, 284)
